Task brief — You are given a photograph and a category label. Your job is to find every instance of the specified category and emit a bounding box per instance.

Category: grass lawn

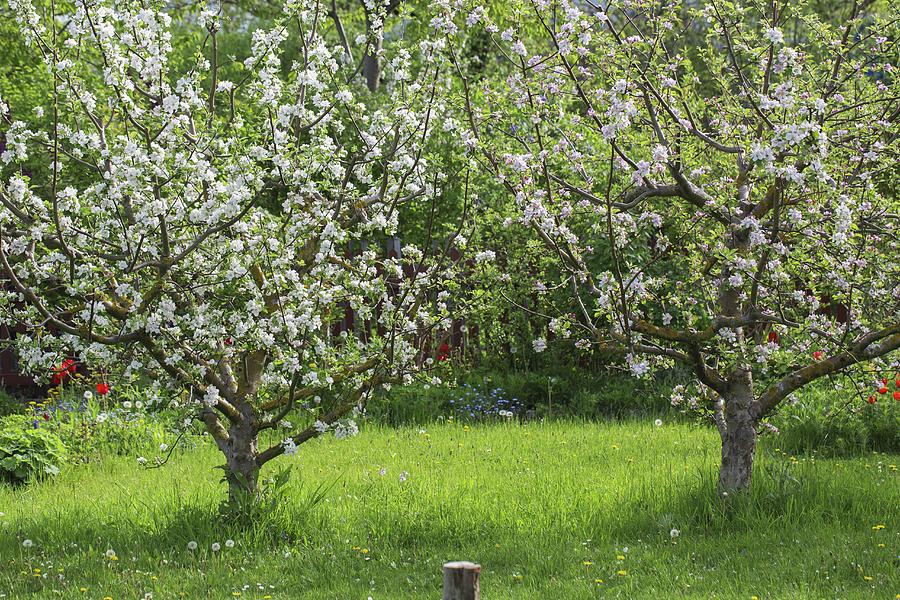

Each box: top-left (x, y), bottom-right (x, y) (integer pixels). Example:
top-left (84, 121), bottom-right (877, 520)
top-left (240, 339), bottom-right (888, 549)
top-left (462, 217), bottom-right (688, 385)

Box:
top-left (1, 420), bottom-right (897, 599)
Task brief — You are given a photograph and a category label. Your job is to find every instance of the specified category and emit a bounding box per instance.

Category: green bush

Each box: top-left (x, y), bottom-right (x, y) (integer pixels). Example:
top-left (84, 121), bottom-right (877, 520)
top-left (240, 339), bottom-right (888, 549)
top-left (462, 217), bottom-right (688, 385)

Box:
top-left (769, 385), bottom-right (900, 456)
top-left (0, 389), bottom-right (25, 417)
top-left (367, 366), bottom-right (680, 425)
top-left (0, 414), bottom-right (68, 483)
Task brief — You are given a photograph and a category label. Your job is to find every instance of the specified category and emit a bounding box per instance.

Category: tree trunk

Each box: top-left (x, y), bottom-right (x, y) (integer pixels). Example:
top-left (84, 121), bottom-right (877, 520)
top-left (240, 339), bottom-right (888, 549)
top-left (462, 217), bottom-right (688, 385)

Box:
top-left (718, 380), bottom-right (757, 493)
top-left (225, 418), bottom-right (259, 504)
top-left (363, 15), bottom-right (382, 92)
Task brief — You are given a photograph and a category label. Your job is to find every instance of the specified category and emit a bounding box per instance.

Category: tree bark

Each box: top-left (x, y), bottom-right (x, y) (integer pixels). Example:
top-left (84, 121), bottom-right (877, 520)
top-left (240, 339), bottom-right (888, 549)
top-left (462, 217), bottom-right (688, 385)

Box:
top-left (224, 408), bottom-right (259, 503)
top-left (718, 377), bottom-right (757, 493)
top-left (363, 23), bottom-right (382, 92)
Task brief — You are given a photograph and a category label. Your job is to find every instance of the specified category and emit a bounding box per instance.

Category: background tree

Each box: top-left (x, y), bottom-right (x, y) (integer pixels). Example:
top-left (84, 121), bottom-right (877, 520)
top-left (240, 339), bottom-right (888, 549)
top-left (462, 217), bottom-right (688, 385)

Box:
top-left (0, 0), bottom-right (460, 503)
top-left (449, 0), bottom-right (900, 491)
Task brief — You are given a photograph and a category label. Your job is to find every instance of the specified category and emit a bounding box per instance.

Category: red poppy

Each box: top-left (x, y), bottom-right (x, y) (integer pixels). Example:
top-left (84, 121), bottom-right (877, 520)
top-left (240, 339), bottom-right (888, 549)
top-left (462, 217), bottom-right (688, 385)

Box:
top-left (878, 387), bottom-right (888, 394)
top-left (894, 391), bottom-right (900, 401)
top-left (437, 342), bottom-right (450, 362)
top-left (767, 331), bottom-right (778, 344)
top-left (96, 382), bottom-right (110, 396)
top-left (812, 351), bottom-right (823, 361)
top-left (867, 395), bottom-right (877, 404)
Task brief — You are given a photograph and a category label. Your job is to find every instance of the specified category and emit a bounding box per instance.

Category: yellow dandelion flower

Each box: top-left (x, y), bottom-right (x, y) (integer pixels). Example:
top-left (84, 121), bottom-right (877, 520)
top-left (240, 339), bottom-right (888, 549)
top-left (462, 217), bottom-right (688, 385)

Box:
top-left (863, 576), bottom-right (873, 581)
top-left (616, 555), bottom-right (625, 560)
top-left (617, 570), bottom-right (627, 576)
top-left (582, 561), bottom-right (593, 566)
top-left (594, 578), bottom-right (604, 584)
top-left (79, 588), bottom-right (87, 593)
top-left (872, 524), bottom-right (885, 530)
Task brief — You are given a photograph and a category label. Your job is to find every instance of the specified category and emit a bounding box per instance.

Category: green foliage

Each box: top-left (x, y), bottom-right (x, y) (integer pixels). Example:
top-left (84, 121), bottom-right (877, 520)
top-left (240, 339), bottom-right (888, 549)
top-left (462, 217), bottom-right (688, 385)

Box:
top-left (0, 388), bottom-right (25, 417)
top-left (0, 414), bottom-right (67, 483)
top-left (770, 384), bottom-right (900, 456)
top-left (368, 367), bottom-right (680, 424)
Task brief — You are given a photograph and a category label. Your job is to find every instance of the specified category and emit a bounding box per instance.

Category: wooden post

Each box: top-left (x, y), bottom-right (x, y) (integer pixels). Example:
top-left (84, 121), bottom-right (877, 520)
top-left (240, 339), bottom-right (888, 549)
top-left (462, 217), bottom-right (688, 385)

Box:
top-left (442, 561), bottom-right (480, 600)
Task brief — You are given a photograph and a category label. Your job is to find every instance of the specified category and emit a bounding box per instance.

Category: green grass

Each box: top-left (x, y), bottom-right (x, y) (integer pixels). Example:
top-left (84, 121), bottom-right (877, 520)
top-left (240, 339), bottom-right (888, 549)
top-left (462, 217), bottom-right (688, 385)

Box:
top-left (1, 421), bottom-right (897, 599)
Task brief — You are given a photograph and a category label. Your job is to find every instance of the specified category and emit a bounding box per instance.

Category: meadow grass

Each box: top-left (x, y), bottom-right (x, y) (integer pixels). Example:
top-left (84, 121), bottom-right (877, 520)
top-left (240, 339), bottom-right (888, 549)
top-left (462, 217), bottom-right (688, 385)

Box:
top-left (0, 420), bottom-right (897, 599)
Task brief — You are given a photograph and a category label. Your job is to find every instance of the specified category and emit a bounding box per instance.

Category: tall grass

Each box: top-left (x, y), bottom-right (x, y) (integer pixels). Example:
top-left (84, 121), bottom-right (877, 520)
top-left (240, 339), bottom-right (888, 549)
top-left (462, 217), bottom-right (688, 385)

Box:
top-left (1, 421), bottom-right (897, 598)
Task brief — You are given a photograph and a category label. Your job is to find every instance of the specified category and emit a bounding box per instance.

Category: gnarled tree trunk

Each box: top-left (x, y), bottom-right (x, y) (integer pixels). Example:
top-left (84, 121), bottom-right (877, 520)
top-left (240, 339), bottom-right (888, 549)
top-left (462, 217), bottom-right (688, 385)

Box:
top-left (718, 375), bottom-right (757, 493)
top-left (224, 406), bottom-right (259, 503)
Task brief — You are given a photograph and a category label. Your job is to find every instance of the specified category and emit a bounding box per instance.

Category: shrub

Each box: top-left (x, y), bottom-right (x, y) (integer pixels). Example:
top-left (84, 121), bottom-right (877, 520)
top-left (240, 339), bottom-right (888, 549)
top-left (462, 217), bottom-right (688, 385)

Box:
top-left (0, 389), bottom-right (25, 417)
top-left (0, 414), bottom-right (68, 483)
top-left (769, 384), bottom-right (900, 456)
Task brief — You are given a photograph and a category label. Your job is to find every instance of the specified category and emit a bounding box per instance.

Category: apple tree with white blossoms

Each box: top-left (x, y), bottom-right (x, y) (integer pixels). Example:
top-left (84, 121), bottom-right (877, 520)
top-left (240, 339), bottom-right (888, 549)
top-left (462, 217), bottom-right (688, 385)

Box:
top-left (449, 0), bottom-right (900, 491)
top-left (0, 0), bottom-right (461, 501)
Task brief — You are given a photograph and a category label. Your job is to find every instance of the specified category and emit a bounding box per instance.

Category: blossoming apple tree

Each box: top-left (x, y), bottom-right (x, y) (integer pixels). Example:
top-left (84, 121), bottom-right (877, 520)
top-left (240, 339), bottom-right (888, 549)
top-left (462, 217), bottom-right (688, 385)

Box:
top-left (0, 0), bottom-right (460, 500)
top-left (449, 0), bottom-right (900, 491)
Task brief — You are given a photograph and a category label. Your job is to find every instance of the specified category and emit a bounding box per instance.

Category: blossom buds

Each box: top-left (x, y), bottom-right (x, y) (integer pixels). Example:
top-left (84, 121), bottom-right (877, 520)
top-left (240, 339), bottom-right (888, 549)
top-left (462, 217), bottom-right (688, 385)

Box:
top-left (812, 351), bottom-right (823, 361)
top-left (867, 395), bottom-right (876, 404)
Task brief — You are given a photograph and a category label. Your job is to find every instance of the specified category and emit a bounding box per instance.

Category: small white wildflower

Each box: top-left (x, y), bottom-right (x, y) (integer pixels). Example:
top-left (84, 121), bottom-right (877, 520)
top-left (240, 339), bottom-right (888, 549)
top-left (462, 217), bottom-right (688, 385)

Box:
top-left (105, 548), bottom-right (116, 558)
top-left (211, 542), bottom-right (221, 552)
top-left (654, 419), bottom-right (663, 427)
top-left (399, 471), bottom-right (409, 482)
top-left (670, 528), bottom-right (680, 539)
top-left (83, 391), bottom-right (93, 401)
top-left (532, 337), bottom-right (547, 353)
top-left (159, 443), bottom-right (168, 452)
top-left (23, 539), bottom-right (33, 548)
top-left (136, 456), bottom-right (147, 465)
top-left (225, 539), bottom-right (235, 548)
top-left (187, 541), bottom-right (198, 551)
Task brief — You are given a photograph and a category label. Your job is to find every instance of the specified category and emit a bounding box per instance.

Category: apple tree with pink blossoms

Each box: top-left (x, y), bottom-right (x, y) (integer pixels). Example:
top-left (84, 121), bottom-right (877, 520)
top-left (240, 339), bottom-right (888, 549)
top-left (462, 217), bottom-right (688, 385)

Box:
top-left (448, 0), bottom-right (900, 491)
top-left (0, 0), bottom-right (462, 501)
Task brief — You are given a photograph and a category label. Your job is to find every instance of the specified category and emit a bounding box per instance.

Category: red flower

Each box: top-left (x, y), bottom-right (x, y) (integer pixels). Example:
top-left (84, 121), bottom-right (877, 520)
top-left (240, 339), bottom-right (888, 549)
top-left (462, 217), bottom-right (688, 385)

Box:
top-left (224, 337), bottom-right (234, 347)
top-left (878, 387), bottom-right (888, 395)
top-left (867, 395), bottom-right (877, 404)
top-left (96, 382), bottom-right (110, 396)
top-left (436, 342), bottom-right (450, 362)
top-left (894, 391), bottom-right (900, 401)
top-left (51, 358), bottom-right (78, 385)
top-left (812, 351), bottom-right (823, 361)
top-left (882, 377), bottom-right (889, 385)
top-left (767, 331), bottom-right (778, 344)
top-left (42, 412), bottom-right (50, 421)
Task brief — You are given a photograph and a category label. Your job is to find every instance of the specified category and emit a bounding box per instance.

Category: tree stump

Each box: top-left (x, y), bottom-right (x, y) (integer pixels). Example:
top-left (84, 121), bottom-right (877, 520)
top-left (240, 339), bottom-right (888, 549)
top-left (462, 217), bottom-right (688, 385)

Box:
top-left (442, 561), bottom-right (480, 600)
